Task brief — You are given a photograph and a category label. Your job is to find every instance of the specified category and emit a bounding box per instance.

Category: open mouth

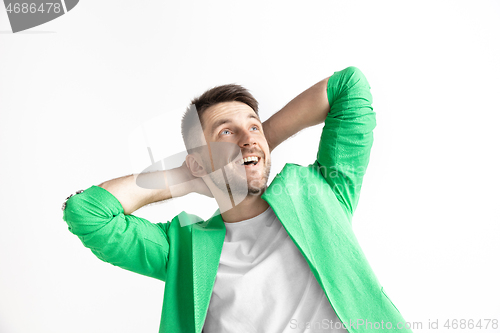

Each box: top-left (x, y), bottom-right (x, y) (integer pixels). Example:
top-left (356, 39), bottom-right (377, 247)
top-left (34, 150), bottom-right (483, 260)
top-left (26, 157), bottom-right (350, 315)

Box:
top-left (237, 156), bottom-right (261, 167)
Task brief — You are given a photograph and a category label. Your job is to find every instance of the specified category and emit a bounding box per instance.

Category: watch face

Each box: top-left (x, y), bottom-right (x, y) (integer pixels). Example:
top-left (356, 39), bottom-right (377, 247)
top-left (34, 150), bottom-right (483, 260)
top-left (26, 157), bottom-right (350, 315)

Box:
top-left (62, 190), bottom-right (84, 211)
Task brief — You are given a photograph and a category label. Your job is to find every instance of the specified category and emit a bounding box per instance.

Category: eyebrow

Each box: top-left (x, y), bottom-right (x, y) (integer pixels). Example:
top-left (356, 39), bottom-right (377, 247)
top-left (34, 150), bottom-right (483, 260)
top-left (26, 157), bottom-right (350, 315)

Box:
top-left (210, 114), bottom-right (260, 135)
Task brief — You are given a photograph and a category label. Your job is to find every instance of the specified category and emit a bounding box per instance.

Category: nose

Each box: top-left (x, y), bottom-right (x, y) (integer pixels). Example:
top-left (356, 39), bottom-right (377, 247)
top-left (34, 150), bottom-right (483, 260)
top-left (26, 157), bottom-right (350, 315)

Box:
top-left (239, 130), bottom-right (257, 148)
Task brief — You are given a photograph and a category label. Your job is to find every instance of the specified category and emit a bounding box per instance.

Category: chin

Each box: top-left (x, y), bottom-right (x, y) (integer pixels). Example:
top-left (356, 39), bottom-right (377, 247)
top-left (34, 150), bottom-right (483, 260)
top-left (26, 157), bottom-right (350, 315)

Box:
top-left (248, 188), bottom-right (265, 196)
top-left (246, 177), bottom-right (268, 196)
top-left (247, 163), bottom-right (271, 195)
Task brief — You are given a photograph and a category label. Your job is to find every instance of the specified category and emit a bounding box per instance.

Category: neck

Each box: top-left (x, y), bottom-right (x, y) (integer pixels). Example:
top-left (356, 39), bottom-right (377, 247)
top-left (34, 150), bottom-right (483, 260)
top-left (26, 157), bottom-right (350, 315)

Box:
top-left (218, 188), bottom-right (270, 223)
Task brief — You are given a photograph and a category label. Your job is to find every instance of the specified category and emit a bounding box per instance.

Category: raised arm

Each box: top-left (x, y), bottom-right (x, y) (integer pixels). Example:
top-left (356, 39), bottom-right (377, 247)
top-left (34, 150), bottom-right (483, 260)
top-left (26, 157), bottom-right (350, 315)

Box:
top-left (62, 163), bottom-right (211, 281)
top-left (98, 163), bottom-right (210, 215)
top-left (263, 66), bottom-right (375, 216)
top-left (262, 76), bottom-right (331, 153)
top-left (63, 184), bottom-right (171, 281)
top-left (317, 66), bottom-right (375, 215)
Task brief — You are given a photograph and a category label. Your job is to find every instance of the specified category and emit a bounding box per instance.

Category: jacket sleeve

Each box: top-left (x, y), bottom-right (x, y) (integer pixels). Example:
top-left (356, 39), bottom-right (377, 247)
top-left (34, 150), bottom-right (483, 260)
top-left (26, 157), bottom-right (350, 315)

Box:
top-left (316, 66), bottom-right (376, 216)
top-left (62, 185), bottom-right (170, 281)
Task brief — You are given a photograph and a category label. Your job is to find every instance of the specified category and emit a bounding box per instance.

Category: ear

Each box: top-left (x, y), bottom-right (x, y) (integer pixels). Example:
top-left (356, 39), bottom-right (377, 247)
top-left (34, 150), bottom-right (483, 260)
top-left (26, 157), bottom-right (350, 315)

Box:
top-left (185, 154), bottom-right (208, 177)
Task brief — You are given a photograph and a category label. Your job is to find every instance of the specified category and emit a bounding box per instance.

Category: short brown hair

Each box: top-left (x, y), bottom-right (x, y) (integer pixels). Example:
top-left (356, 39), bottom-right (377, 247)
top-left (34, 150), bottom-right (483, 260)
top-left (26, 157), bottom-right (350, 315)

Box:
top-left (181, 84), bottom-right (259, 152)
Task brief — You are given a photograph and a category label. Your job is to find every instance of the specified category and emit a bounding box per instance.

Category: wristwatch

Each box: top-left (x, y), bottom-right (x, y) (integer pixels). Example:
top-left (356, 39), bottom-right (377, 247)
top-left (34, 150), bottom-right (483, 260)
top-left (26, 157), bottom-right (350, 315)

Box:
top-left (61, 189), bottom-right (84, 211)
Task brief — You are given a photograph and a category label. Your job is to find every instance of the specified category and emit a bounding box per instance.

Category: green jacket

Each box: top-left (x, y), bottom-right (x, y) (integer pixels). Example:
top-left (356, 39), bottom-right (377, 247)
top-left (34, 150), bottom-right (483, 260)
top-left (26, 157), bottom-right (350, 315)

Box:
top-left (63, 66), bottom-right (412, 333)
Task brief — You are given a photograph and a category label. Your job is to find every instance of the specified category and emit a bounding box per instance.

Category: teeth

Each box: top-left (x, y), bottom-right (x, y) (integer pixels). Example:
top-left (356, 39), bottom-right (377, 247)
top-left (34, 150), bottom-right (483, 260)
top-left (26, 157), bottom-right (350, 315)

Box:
top-left (238, 156), bottom-right (259, 165)
top-left (244, 156), bottom-right (259, 162)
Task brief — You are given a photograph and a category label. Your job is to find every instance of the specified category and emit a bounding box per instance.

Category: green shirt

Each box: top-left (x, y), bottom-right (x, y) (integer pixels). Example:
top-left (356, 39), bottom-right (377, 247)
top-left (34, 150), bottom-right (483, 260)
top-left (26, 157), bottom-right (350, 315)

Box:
top-left (63, 66), bottom-right (412, 333)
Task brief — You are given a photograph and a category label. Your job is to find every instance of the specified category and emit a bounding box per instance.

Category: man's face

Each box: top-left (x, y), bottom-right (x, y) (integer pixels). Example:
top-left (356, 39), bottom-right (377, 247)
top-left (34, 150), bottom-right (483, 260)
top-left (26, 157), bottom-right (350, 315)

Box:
top-left (199, 101), bottom-right (271, 196)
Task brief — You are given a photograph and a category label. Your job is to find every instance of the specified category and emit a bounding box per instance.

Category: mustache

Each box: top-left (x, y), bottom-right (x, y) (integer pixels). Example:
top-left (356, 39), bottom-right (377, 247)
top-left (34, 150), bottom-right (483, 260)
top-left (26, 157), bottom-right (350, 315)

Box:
top-left (240, 149), bottom-right (263, 159)
top-left (205, 143), bottom-right (264, 169)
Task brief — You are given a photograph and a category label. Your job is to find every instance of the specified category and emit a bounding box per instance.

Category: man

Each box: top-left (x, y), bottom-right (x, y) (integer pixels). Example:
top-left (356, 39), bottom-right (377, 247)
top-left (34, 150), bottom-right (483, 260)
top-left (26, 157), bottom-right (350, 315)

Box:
top-left (62, 66), bottom-right (412, 332)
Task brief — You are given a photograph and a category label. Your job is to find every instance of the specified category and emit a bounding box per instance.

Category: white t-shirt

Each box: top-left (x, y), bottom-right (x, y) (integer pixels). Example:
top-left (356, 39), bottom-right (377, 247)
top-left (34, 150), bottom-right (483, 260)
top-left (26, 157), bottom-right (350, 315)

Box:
top-left (203, 206), bottom-right (348, 333)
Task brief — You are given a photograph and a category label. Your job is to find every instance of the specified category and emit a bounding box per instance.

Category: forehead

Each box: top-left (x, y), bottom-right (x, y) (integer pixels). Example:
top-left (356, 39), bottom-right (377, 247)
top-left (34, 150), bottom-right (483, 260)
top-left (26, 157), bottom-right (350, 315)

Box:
top-left (202, 101), bottom-right (260, 134)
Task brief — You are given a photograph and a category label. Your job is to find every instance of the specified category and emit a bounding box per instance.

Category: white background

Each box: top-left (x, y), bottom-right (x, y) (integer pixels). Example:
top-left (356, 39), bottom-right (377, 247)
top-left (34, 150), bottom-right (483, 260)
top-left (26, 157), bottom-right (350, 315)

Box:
top-left (1, 1), bottom-right (499, 332)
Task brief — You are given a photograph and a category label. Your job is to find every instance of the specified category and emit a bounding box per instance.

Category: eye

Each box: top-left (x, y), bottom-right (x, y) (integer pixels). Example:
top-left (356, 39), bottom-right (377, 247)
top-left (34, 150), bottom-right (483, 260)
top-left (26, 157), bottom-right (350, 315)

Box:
top-left (251, 125), bottom-right (259, 131)
top-left (220, 129), bottom-right (231, 135)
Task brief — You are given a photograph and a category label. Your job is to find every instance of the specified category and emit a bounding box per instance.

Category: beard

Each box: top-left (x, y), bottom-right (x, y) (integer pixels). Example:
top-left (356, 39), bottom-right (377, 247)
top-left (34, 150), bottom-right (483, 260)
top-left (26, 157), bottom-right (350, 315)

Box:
top-left (245, 159), bottom-right (271, 195)
top-left (202, 153), bottom-right (272, 200)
